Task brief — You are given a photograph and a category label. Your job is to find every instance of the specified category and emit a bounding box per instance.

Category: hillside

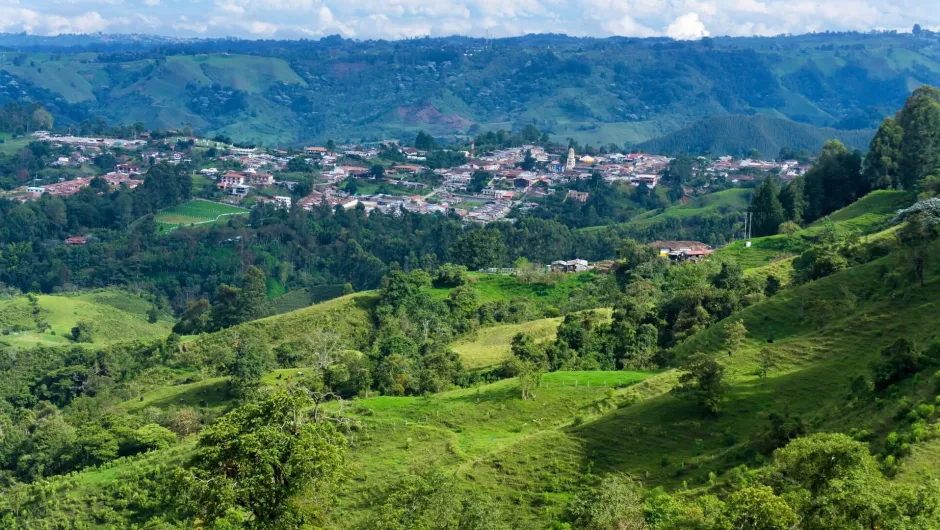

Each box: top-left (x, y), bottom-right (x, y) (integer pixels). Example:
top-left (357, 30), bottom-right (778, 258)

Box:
top-left (9, 233), bottom-right (939, 528)
top-left (638, 114), bottom-right (876, 156)
top-left (3, 31), bottom-right (940, 147)
top-left (713, 189), bottom-right (915, 272)
top-left (0, 289), bottom-right (173, 348)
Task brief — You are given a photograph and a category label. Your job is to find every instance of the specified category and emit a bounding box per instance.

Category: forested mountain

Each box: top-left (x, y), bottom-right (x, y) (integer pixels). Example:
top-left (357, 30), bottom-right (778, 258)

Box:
top-left (2, 30), bottom-right (940, 149)
top-left (638, 114), bottom-right (876, 156)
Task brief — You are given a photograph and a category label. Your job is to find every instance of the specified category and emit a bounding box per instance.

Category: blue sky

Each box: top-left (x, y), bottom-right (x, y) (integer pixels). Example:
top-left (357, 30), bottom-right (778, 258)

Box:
top-left (1, 0), bottom-right (937, 40)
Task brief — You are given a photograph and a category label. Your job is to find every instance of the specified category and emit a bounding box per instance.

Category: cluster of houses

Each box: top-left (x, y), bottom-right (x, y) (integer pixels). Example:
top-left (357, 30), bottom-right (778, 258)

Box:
top-left (11, 129), bottom-right (809, 231)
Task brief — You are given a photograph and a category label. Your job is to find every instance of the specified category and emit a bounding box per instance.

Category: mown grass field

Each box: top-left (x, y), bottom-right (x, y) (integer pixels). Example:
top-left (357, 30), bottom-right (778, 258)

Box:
top-left (154, 199), bottom-right (248, 228)
top-left (0, 289), bottom-right (173, 348)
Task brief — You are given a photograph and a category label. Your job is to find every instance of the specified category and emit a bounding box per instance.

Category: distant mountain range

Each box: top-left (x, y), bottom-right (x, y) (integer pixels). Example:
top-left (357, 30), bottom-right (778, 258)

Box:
top-left (1, 30), bottom-right (939, 152)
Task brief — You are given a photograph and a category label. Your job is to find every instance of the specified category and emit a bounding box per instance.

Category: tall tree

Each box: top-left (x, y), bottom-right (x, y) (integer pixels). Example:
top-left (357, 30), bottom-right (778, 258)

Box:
top-left (897, 86), bottom-right (940, 190)
top-left (180, 388), bottom-right (347, 529)
top-left (240, 266), bottom-right (269, 322)
top-left (863, 117), bottom-right (903, 190)
top-left (803, 140), bottom-right (864, 222)
top-left (671, 353), bottom-right (727, 416)
top-left (750, 178), bottom-right (786, 237)
top-left (778, 176), bottom-right (807, 225)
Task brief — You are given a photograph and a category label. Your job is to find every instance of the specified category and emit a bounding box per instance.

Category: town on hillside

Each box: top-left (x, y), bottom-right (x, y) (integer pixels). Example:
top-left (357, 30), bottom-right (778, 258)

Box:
top-left (3, 129), bottom-right (811, 227)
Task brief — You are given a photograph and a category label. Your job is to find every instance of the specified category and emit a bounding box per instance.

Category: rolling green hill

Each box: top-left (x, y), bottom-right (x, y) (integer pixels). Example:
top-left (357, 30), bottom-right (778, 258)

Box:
top-left (713, 190), bottom-right (915, 272)
top-left (12, 235), bottom-right (939, 528)
top-left (0, 289), bottom-right (173, 348)
top-left (4, 31), bottom-right (940, 148)
top-left (638, 114), bottom-right (876, 156)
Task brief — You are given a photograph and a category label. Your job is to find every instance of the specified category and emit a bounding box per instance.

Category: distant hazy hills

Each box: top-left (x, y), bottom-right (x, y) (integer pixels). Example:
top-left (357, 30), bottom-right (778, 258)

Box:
top-left (1, 31), bottom-right (938, 151)
top-left (639, 114), bottom-right (877, 156)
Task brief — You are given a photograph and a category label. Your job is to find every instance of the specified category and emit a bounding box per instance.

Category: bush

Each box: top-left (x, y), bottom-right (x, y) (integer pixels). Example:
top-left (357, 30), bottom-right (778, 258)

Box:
top-left (70, 321), bottom-right (94, 343)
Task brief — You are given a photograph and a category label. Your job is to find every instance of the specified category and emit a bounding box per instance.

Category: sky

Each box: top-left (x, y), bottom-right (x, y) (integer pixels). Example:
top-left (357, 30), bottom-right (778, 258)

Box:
top-left (0, 0), bottom-right (937, 41)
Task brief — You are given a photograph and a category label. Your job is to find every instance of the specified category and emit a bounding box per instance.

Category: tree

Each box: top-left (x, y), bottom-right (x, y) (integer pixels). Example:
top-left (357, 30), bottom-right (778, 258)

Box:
top-left (414, 131), bottom-right (437, 151)
top-left (803, 140), bottom-right (865, 222)
top-left (174, 298), bottom-right (211, 335)
top-left (871, 338), bottom-right (921, 390)
top-left (567, 474), bottom-right (647, 530)
top-left (747, 147), bottom-right (762, 160)
top-left (723, 320), bottom-right (747, 354)
top-left (286, 156), bottom-right (312, 173)
top-left (520, 123), bottom-right (541, 143)
top-left (369, 164), bottom-right (386, 180)
top-left (454, 229), bottom-right (507, 270)
top-left (520, 149), bottom-right (536, 171)
top-left (346, 177), bottom-right (360, 195)
top-left (379, 269), bottom-right (432, 310)
top-left (180, 388), bottom-right (347, 529)
top-left (240, 266), bottom-right (269, 322)
top-left (778, 177), bottom-right (806, 225)
top-left (30, 108), bottom-right (53, 130)
top-left (864, 117), bottom-right (903, 190)
top-left (758, 347), bottom-right (777, 381)
top-left (671, 353), bottom-right (727, 416)
top-left (134, 424), bottom-right (177, 451)
top-left (147, 306), bottom-right (160, 324)
top-left (893, 198), bottom-right (940, 286)
top-left (70, 321), bottom-right (94, 343)
top-left (897, 86), bottom-right (940, 190)
top-left (434, 263), bottom-right (470, 287)
top-left (469, 170), bottom-right (492, 193)
top-left (750, 178), bottom-right (786, 237)
top-left (505, 356), bottom-right (542, 400)
top-left (725, 486), bottom-right (797, 530)
top-left (364, 467), bottom-right (509, 530)
top-left (227, 332), bottom-right (271, 397)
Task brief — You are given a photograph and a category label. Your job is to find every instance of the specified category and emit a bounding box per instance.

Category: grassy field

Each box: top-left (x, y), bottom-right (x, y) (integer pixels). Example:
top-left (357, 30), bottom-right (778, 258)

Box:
top-left (582, 188), bottom-right (752, 233)
top-left (453, 309), bottom-right (613, 370)
top-left (429, 272), bottom-right (599, 308)
top-left (453, 318), bottom-right (564, 370)
top-left (452, 241), bottom-right (940, 525)
top-left (0, 289), bottom-right (173, 348)
top-left (0, 132), bottom-right (31, 155)
top-left (713, 190), bottom-right (914, 273)
top-left (154, 199), bottom-right (248, 228)
top-left (184, 292), bottom-right (378, 355)
top-left (331, 369), bottom-right (654, 527)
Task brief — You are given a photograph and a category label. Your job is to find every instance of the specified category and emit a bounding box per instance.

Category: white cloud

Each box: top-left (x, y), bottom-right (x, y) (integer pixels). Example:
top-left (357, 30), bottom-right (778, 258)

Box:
top-left (666, 12), bottom-right (709, 40)
top-left (0, 7), bottom-right (116, 35)
top-left (4, 0), bottom-right (940, 40)
top-left (603, 15), bottom-right (657, 37)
